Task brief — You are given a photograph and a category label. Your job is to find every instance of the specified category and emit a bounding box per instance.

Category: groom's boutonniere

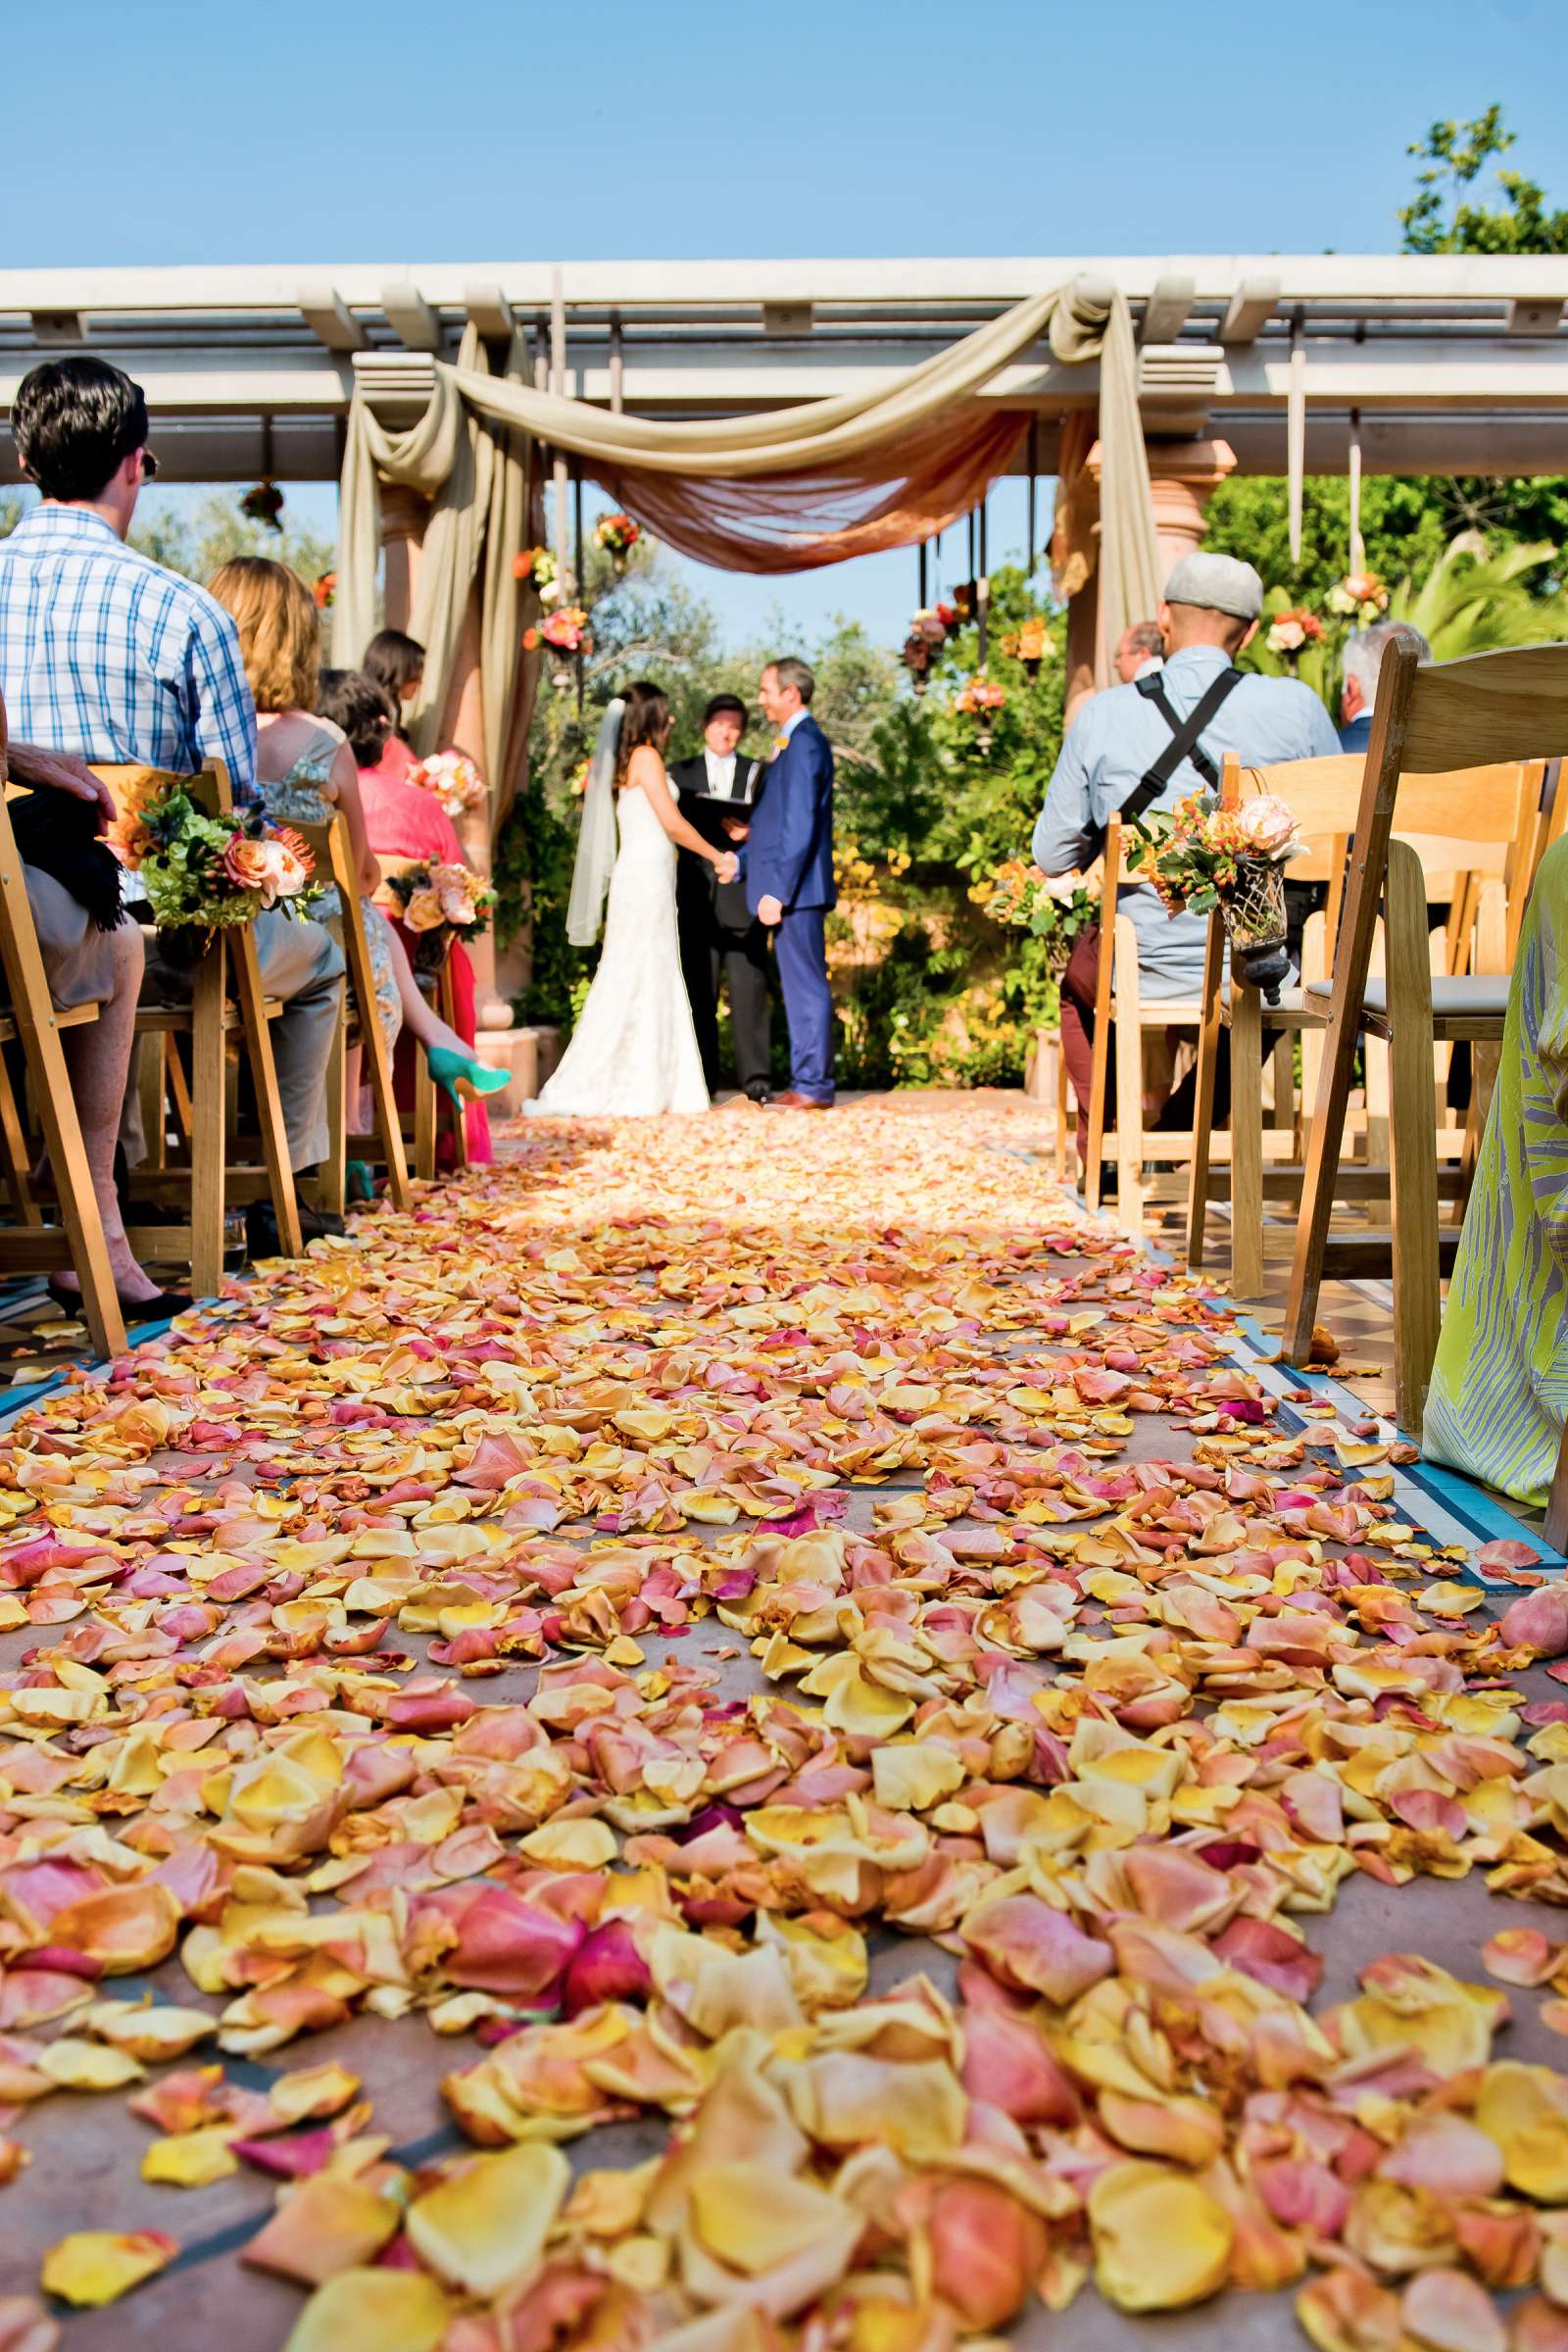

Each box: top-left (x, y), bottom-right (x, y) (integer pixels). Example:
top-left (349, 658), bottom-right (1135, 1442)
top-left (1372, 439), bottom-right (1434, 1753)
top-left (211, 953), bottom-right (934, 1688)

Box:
top-left (773, 733), bottom-right (790, 755)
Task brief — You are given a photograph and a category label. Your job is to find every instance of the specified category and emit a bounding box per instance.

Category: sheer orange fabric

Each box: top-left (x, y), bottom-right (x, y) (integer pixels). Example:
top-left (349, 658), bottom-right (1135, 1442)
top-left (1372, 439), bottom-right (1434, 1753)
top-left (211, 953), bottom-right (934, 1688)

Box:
top-left (590, 406), bottom-right (1030, 574)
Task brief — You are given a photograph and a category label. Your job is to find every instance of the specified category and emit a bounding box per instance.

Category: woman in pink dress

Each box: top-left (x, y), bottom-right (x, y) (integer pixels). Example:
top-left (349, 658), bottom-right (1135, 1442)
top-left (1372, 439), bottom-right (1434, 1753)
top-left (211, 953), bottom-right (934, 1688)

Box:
top-left (364, 630), bottom-right (425, 782)
top-left (317, 667), bottom-right (494, 1163)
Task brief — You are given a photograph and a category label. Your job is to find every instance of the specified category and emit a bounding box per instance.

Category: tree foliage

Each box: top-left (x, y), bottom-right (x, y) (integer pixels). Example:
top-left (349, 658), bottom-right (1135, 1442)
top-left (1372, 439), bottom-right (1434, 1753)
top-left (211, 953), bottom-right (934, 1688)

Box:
top-left (1399, 106), bottom-right (1568, 254)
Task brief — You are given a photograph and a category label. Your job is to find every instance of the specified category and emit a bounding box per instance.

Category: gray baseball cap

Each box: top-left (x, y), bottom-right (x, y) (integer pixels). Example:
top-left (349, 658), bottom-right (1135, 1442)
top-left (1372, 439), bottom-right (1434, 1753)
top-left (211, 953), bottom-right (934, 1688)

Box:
top-left (1163, 552), bottom-right (1264, 621)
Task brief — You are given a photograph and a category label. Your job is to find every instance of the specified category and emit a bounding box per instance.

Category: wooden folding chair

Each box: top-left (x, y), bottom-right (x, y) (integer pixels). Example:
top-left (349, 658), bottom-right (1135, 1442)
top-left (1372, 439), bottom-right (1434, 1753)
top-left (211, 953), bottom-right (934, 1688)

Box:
top-left (288, 816), bottom-right (410, 1217)
top-left (0, 781), bottom-right (125, 1358)
top-left (1282, 637), bottom-right (1568, 1432)
top-left (1186, 751), bottom-right (1543, 1301)
top-left (92, 763), bottom-right (303, 1296)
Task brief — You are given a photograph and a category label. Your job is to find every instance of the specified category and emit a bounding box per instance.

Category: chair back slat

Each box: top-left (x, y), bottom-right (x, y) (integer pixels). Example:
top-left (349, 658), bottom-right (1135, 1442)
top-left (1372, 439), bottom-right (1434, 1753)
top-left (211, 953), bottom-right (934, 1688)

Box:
top-left (1396, 643), bottom-right (1568, 774)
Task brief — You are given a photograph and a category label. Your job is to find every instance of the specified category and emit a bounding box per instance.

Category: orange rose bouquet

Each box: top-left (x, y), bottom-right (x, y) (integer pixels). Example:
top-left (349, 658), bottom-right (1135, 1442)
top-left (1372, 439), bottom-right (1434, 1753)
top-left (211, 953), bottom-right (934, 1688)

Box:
top-left (109, 781), bottom-right (318, 939)
top-left (384, 859), bottom-right (497, 972)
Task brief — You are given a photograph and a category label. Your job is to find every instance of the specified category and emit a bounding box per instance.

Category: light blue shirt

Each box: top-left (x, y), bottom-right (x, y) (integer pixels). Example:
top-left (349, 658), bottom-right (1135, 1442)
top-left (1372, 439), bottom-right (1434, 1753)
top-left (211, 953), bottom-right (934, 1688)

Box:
top-left (0, 505), bottom-right (259, 801)
top-left (1032, 646), bottom-right (1340, 998)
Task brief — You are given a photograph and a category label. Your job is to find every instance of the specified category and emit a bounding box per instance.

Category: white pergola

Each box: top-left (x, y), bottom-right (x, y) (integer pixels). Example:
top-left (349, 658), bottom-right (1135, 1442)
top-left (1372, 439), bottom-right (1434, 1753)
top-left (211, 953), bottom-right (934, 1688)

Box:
top-left (1, 255), bottom-right (1565, 485)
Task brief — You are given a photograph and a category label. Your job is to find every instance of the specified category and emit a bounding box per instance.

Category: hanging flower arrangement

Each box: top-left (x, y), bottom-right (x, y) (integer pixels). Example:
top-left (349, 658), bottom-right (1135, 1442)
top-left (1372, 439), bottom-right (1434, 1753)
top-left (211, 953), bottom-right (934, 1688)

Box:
top-left (525, 607), bottom-right (593, 691)
top-left (407, 751), bottom-right (487, 817)
top-left (899, 609), bottom-right (950, 695)
top-left (1265, 607), bottom-right (1325, 659)
top-left (1001, 615), bottom-right (1053, 680)
top-left (970, 858), bottom-right (1096, 973)
top-left (593, 513), bottom-right (642, 573)
top-left (311, 570), bottom-right (335, 612)
top-left (955, 673), bottom-right (1005, 753)
top-left (240, 479), bottom-right (285, 531)
top-left (1326, 570), bottom-right (1390, 624)
top-left (513, 546), bottom-right (563, 605)
top-left (108, 781), bottom-right (318, 946)
top-left (384, 860), bottom-right (497, 971)
top-left (1126, 791), bottom-right (1304, 1002)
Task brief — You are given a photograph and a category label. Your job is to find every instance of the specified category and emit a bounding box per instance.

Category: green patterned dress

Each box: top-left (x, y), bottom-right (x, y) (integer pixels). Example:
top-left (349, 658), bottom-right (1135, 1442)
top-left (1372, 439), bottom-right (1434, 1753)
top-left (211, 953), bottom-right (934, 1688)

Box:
top-left (261, 722), bottom-right (401, 1052)
top-left (1424, 834), bottom-right (1568, 1504)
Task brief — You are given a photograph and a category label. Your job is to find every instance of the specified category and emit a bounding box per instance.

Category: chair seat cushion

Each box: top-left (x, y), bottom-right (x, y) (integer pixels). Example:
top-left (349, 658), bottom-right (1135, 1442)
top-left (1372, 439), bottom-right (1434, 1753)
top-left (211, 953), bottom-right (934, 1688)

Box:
top-left (1302, 975), bottom-right (1511, 1016)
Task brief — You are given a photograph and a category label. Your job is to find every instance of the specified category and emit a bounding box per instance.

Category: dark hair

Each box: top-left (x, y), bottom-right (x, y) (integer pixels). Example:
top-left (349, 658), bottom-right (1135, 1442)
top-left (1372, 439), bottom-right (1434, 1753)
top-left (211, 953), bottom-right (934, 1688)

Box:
top-left (12, 357), bottom-right (150, 503)
top-left (704, 693), bottom-right (748, 726)
top-left (316, 668), bottom-right (396, 767)
top-left (364, 629), bottom-right (425, 740)
top-left (766, 655), bottom-right (814, 706)
top-left (614, 681), bottom-right (673, 786)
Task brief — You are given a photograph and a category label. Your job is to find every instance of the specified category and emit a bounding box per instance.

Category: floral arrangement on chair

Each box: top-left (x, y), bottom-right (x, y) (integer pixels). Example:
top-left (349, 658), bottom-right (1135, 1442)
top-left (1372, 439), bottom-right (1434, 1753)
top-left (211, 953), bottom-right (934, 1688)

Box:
top-left (408, 751), bottom-right (487, 817)
top-left (383, 861), bottom-right (498, 973)
top-left (593, 513), bottom-right (642, 571)
top-left (1127, 792), bottom-right (1304, 1002)
top-left (1326, 570), bottom-right (1390, 624)
top-left (311, 570), bottom-right (336, 612)
top-left (513, 546), bottom-right (563, 604)
top-left (109, 782), bottom-right (318, 946)
top-left (970, 858), bottom-right (1097, 974)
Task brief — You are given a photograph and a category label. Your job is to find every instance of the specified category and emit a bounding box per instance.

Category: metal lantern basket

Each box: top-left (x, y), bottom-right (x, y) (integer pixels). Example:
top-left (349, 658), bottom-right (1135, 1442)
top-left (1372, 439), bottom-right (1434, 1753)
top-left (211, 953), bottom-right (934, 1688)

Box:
top-left (1218, 855), bottom-right (1290, 1004)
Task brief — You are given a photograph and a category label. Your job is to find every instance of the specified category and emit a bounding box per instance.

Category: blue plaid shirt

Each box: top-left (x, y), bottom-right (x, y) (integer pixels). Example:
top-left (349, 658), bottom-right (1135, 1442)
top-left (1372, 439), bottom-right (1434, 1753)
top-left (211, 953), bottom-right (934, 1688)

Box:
top-left (0, 505), bottom-right (258, 801)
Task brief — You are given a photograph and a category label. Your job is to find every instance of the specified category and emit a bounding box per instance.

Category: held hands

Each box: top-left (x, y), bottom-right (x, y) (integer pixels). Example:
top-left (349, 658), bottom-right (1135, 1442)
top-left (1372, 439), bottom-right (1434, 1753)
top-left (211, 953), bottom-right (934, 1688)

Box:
top-left (712, 851), bottom-right (740, 886)
top-left (757, 893), bottom-right (784, 928)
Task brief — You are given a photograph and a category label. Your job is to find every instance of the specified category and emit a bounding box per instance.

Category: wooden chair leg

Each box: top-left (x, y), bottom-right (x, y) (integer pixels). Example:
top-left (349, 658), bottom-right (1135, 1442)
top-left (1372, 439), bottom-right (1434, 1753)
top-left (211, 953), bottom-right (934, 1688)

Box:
top-left (1184, 915), bottom-right (1224, 1270)
top-left (227, 925), bottom-right (303, 1259)
top-left (1054, 1045), bottom-right (1069, 1183)
top-left (0, 1052), bottom-right (40, 1226)
top-left (137, 1038), bottom-right (167, 1172)
top-left (1084, 938), bottom-right (1111, 1214)
top-left (438, 964), bottom-right (470, 1173)
top-left (338, 912), bottom-right (410, 1214)
top-left (1112, 917), bottom-right (1144, 1236)
top-left (414, 1054), bottom-right (436, 1183)
top-left (1384, 843), bottom-right (1443, 1434)
top-left (1229, 983), bottom-right (1265, 1302)
top-left (189, 942), bottom-right (227, 1297)
top-left (317, 1017), bottom-right (348, 1219)
top-left (165, 1034), bottom-right (193, 1146)
top-left (1545, 1415), bottom-right (1568, 1557)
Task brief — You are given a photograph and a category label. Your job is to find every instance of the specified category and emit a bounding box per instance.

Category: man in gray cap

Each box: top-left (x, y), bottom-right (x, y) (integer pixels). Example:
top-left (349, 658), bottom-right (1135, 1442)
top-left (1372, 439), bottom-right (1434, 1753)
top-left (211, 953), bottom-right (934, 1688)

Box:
top-left (1033, 551), bottom-right (1340, 1164)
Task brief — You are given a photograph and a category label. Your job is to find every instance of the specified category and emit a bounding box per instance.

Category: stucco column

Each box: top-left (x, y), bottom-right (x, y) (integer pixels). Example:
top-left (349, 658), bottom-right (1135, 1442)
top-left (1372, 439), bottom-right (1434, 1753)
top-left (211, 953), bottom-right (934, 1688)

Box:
top-left (379, 484), bottom-right (427, 634)
top-left (439, 586), bottom-right (513, 1034)
top-left (1065, 437), bottom-right (1239, 718)
top-left (1144, 438), bottom-right (1238, 577)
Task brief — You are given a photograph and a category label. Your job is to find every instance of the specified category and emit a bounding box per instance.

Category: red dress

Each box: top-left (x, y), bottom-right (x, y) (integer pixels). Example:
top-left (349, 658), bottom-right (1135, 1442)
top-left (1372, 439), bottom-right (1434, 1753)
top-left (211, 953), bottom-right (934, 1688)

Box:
top-left (358, 749), bottom-right (492, 1163)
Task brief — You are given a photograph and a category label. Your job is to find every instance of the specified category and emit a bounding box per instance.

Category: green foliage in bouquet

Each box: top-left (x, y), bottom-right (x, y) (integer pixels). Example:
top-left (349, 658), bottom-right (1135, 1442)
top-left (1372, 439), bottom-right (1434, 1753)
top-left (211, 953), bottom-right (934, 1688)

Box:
top-left (111, 783), bottom-right (318, 934)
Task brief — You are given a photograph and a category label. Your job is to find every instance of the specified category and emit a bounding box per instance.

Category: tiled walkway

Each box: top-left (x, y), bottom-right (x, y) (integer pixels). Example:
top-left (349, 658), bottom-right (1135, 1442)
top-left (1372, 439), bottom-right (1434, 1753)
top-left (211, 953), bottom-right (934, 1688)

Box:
top-left (0, 1097), bottom-right (1562, 2351)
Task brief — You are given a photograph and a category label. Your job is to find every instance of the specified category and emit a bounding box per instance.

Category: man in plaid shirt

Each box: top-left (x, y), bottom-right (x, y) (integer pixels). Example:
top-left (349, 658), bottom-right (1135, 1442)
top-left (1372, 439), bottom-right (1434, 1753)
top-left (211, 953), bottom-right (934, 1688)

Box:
top-left (0, 358), bottom-right (346, 1280)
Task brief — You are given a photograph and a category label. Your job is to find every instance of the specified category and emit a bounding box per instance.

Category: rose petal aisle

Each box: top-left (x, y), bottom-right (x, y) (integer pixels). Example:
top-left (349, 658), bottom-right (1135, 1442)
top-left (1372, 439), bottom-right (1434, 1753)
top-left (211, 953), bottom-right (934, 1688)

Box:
top-left (2, 1096), bottom-right (1567, 2352)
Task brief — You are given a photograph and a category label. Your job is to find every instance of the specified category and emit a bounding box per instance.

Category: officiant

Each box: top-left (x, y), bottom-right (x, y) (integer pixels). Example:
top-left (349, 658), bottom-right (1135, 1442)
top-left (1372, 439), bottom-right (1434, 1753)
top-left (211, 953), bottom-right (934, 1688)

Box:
top-left (670, 694), bottom-right (772, 1102)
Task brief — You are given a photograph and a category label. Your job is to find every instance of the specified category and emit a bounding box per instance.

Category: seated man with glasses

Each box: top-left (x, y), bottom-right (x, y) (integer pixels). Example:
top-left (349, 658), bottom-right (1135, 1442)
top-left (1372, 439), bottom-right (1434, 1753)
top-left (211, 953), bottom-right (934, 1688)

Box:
top-left (0, 356), bottom-right (348, 1298)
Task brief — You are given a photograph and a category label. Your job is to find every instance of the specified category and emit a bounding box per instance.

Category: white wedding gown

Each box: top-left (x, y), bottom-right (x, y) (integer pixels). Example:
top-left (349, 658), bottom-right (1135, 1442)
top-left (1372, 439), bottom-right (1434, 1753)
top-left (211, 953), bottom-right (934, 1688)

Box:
top-left (528, 784), bottom-right (710, 1118)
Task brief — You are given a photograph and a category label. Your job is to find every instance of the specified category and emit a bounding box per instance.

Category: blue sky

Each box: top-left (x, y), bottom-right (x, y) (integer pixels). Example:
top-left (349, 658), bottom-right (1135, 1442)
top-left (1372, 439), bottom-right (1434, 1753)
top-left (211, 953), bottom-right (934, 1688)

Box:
top-left (11, 0), bottom-right (1565, 649)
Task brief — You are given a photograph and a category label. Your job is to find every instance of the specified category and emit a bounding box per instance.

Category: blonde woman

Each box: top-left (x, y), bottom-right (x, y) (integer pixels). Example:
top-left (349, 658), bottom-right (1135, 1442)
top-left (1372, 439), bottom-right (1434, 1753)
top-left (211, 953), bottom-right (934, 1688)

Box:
top-left (206, 561), bottom-right (506, 1114)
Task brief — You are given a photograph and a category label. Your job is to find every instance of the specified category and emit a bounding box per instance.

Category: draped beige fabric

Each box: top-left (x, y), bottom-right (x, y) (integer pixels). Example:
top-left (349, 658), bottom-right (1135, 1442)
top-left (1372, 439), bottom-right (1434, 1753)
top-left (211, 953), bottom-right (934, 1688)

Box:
top-left (333, 324), bottom-right (534, 796)
top-left (332, 273), bottom-right (1163, 814)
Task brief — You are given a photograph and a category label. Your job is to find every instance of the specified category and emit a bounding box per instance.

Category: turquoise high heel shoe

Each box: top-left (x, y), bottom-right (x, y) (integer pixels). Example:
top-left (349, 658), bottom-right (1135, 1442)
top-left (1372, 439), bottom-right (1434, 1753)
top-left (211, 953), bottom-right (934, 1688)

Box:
top-left (427, 1048), bottom-right (511, 1107)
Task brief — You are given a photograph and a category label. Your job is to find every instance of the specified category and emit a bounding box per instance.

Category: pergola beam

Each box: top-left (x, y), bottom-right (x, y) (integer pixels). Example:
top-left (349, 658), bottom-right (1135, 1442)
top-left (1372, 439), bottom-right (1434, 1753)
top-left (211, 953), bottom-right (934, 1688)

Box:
top-left (297, 287), bottom-right (366, 353)
top-left (379, 282), bottom-right (441, 352)
top-left (1220, 275), bottom-right (1281, 345)
top-left (1138, 273), bottom-right (1196, 346)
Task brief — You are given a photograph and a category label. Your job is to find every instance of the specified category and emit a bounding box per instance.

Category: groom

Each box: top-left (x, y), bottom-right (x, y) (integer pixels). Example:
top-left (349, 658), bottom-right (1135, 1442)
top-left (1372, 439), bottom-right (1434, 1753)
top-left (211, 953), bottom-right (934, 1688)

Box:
top-left (748, 658), bottom-right (836, 1109)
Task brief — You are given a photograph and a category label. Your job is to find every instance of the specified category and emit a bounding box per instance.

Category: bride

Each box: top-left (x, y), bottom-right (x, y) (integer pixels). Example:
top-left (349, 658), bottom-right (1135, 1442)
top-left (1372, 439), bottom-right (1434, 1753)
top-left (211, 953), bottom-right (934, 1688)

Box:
top-left (529, 682), bottom-right (738, 1118)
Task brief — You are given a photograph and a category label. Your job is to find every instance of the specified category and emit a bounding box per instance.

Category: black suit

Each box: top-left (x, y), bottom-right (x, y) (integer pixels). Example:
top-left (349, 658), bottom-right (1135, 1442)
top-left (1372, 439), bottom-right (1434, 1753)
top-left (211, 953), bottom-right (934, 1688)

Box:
top-left (670, 751), bottom-right (772, 1094)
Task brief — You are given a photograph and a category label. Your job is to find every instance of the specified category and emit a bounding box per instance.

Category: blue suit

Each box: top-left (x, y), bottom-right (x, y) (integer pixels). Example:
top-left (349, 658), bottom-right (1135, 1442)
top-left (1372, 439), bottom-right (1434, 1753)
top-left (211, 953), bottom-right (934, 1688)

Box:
top-left (744, 713), bottom-right (836, 1102)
